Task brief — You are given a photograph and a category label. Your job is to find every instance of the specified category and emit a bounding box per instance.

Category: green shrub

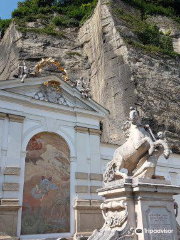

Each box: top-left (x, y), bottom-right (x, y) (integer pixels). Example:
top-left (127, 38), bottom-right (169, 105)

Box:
top-left (136, 24), bottom-right (160, 45)
top-left (136, 24), bottom-right (174, 51)
top-left (159, 35), bottom-right (174, 52)
top-left (114, 6), bottom-right (174, 56)
top-left (52, 16), bottom-right (79, 27)
top-left (0, 19), bottom-right (12, 37)
top-left (18, 25), bottom-right (64, 37)
top-left (123, 0), bottom-right (175, 17)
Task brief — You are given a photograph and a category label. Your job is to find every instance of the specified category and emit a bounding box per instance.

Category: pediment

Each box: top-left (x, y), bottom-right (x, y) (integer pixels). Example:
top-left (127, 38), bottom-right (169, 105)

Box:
top-left (0, 76), bottom-right (108, 117)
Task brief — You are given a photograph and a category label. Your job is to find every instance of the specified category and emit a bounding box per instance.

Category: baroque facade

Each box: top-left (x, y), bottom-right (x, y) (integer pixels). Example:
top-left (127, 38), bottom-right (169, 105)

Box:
top-left (0, 75), bottom-right (180, 239)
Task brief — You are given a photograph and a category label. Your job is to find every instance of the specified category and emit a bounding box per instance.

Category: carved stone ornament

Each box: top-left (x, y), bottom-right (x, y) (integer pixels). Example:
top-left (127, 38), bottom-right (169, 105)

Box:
top-left (34, 81), bottom-right (69, 106)
top-left (88, 223), bottom-right (135, 240)
top-left (101, 200), bottom-right (128, 229)
top-left (103, 107), bottom-right (170, 183)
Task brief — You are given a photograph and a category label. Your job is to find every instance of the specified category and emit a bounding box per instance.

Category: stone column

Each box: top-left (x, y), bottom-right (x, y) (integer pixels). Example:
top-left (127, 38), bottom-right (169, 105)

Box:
top-left (3, 114), bottom-right (25, 200)
top-left (0, 112), bottom-right (7, 199)
top-left (0, 113), bottom-right (25, 237)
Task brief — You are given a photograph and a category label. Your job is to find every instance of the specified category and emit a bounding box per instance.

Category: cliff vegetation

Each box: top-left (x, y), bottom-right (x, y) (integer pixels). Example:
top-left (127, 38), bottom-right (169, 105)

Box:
top-left (112, 0), bottom-right (180, 57)
top-left (0, 0), bottom-right (98, 38)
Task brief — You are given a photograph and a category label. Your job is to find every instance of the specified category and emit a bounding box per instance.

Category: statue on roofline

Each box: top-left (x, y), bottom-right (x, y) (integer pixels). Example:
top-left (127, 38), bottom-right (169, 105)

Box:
top-left (14, 58), bottom-right (69, 83)
top-left (104, 107), bottom-right (170, 183)
top-left (75, 77), bottom-right (91, 99)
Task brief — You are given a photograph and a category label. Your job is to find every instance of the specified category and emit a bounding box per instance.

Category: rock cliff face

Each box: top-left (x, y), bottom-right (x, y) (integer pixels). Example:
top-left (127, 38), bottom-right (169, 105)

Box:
top-left (79, 0), bottom-right (180, 153)
top-left (0, 0), bottom-right (180, 153)
top-left (0, 22), bottom-right (90, 82)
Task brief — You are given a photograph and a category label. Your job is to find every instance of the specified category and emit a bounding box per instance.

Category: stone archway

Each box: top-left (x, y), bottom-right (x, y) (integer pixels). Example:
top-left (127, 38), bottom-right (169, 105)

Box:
top-left (21, 132), bottom-right (70, 235)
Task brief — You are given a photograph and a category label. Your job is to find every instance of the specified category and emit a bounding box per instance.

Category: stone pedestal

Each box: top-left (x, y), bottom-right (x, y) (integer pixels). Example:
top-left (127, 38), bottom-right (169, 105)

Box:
top-left (74, 200), bottom-right (104, 239)
top-left (133, 178), bottom-right (180, 240)
top-left (0, 203), bottom-right (21, 237)
top-left (88, 178), bottom-right (180, 240)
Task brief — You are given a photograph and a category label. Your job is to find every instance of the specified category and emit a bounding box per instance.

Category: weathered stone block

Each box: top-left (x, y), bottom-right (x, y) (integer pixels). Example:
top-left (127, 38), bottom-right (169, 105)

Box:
top-left (75, 172), bottom-right (89, 180)
top-left (90, 173), bottom-right (103, 181)
top-left (1, 199), bottom-right (19, 206)
top-left (0, 205), bottom-right (21, 237)
top-left (90, 186), bottom-right (101, 193)
top-left (75, 186), bottom-right (89, 193)
top-left (74, 199), bottom-right (103, 239)
top-left (4, 167), bottom-right (21, 176)
top-left (3, 183), bottom-right (19, 191)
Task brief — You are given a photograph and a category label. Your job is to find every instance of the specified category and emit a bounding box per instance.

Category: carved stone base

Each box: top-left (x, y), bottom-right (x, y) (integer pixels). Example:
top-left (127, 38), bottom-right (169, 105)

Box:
top-left (0, 204), bottom-right (21, 237)
top-left (88, 178), bottom-right (180, 240)
top-left (88, 224), bottom-right (134, 240)
top-left (74, 200), bottom-right (104, 239)
top-left (133, 178), bottom-right (180, 240)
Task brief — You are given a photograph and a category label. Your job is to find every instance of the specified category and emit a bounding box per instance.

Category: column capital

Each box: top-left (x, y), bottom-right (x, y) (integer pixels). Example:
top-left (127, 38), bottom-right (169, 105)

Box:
top-left (8, 114), bottom-right (25, 123)
top-left (0, 112), bottom-right (7, 120)
top-left (89, 128), bottom-right (102, 136)
top-left (75, 126), bottom-right (89, 133)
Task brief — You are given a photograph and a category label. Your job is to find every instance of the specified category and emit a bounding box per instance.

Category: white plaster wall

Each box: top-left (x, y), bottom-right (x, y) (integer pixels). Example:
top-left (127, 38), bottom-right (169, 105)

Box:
top-left (0, 96), bottom-right (103, 239)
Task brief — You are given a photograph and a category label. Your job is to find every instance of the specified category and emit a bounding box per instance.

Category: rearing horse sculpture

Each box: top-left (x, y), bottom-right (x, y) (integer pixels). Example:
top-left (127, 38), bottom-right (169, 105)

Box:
top-left (104, 108), bottom-right (170, 182)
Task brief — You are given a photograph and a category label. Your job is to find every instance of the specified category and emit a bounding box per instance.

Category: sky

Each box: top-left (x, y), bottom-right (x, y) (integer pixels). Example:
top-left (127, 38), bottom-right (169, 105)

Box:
top-left (0, 0), bottom-right (23, 19)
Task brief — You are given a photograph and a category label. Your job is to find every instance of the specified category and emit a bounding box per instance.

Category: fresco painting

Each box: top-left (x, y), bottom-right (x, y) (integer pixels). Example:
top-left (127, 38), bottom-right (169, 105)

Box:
top-left (21, 132), bottom-right (70, 235)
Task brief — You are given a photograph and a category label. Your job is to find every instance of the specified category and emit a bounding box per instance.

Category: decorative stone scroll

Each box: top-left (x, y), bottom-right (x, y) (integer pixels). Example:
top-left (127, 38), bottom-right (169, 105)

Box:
top-left (101, 200), bottom-right (128, 228)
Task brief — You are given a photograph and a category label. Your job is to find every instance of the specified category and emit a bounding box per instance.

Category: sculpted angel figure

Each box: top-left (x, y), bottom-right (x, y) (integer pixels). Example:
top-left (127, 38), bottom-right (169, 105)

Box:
top-left (104, 107), bottom-right (170, 182)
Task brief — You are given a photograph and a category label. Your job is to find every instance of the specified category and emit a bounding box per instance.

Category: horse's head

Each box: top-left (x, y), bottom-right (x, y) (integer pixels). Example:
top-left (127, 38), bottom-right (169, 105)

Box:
top-left (129, 107), bottom-right (141, 126)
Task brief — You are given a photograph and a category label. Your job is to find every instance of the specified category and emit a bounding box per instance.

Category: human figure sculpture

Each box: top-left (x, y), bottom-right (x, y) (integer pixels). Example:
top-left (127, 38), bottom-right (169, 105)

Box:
top-left (17, 61), bottom-right (30, 83)
top-left (75, 77), bottom-right (91, 98)
top-left (104, 107), bottom-right (170, 182)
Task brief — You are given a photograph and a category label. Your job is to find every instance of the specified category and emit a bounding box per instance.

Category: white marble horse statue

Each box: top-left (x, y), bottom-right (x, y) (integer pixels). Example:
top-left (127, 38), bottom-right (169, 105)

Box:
top-left (104, 107), bottom-right (170, 182)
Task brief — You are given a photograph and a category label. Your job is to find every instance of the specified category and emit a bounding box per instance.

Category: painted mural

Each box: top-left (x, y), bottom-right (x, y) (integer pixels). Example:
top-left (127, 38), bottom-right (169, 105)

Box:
top-left (21, 132), bottom-right (70, 235)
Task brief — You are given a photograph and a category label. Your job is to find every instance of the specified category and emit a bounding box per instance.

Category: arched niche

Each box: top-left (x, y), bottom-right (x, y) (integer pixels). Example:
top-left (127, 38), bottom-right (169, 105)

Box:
top-left (21, 132), bottom-right (70, 235)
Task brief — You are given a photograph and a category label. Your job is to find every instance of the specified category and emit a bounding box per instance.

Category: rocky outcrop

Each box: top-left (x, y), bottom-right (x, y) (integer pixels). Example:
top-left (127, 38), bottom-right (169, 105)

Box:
top-left (79, 0), bottom-right (180, 153)
top-left (0, 21), bottom-right (90, 83)
top-left (1, 0), bottom-right (180, 153)
top-left (79, 0), bottom-right (136, 146)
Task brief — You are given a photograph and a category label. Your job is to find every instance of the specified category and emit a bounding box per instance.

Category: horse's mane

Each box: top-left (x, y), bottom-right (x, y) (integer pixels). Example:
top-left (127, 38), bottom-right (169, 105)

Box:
top-left (122, 120), bottom-right (131, 139)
